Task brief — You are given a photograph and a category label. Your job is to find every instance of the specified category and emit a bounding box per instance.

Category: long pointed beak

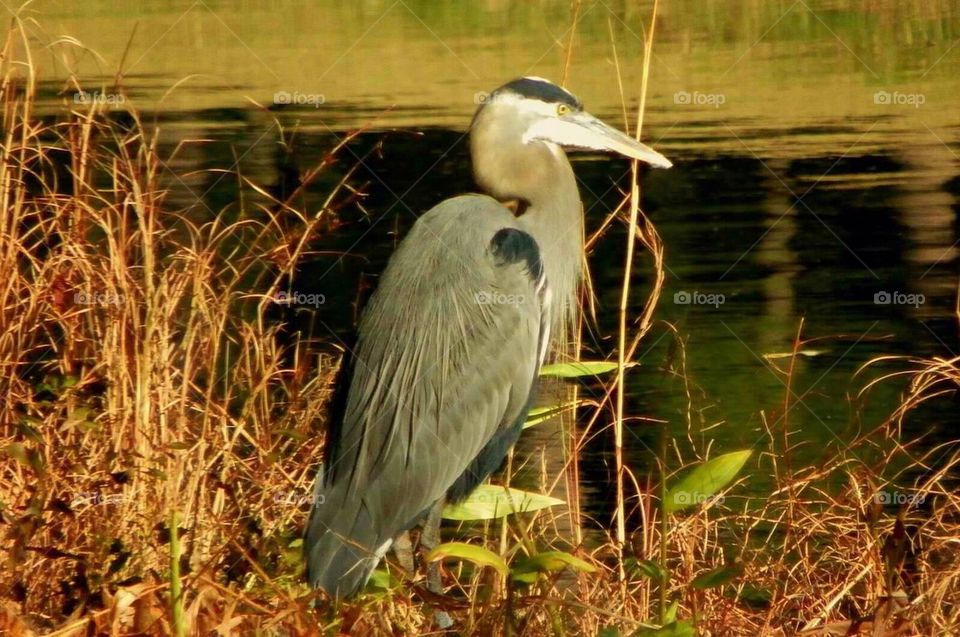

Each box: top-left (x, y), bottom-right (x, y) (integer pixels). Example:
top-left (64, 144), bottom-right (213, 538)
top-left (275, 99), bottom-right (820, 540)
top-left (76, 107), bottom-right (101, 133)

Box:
top-left (523, 111), bottom-right (672, 169)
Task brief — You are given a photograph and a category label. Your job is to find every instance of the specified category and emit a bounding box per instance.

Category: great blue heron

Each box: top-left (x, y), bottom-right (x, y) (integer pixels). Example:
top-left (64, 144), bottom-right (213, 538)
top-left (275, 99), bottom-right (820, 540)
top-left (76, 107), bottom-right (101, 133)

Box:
top-left (305, 77), bottom-right (671, 600)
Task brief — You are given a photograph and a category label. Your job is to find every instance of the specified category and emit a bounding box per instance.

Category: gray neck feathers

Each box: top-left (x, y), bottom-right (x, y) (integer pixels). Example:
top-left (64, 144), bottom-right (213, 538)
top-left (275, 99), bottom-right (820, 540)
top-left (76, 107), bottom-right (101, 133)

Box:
top-left (470, 124), bottom-right (583, 353)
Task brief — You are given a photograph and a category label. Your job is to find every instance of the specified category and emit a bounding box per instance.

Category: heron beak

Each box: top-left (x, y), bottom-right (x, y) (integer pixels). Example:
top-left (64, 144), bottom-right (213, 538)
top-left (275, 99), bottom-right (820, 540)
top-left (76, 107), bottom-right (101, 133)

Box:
top-left (523, 111), bottom-right (672, 169)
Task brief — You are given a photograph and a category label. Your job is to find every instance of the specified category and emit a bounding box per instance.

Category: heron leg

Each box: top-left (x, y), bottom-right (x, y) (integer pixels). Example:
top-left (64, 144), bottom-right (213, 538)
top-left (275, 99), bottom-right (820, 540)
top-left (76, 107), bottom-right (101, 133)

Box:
top-left (421, 498), bottom-right (453, 630)
top-left (393, 530), bottom-right (415, 573)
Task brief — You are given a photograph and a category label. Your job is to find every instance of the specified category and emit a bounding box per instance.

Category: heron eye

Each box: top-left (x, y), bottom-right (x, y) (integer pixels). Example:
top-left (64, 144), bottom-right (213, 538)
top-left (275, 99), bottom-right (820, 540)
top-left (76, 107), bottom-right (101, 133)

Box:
top-left (556, 103), bottom-right (570, 116)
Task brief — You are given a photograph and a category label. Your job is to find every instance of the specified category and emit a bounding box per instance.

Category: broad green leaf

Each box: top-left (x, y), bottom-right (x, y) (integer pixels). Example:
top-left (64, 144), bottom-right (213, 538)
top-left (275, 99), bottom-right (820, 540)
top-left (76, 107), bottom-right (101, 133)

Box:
top-left (511, 550), bottom-right (596, 583)
top-left (636, 621), bottom-right (695, 637)
top-left (523, 400), bottom-right (585, 429)
top-left (365, 568), bottom-right (398, 591)
top-left (425, 542), bottom-right (508, 577)
top-left (628, 558), bottom-right (668, 581)
top-left (442, 485), bottom-right (564, 520)
top-left (664, 599), bottom-right (679, 624)
top-left (539, 361), bottom-right (630, 378)
top-left (665, 450), bottom-right (752, 513)
top-left (731, 584), bottom-right (773, 609)
top-left (691, 563), bottom-right (743, 589)
top-left (5, 443), bottom-right (28, 466)
top-left (280, 537), bottom-right (305, 568)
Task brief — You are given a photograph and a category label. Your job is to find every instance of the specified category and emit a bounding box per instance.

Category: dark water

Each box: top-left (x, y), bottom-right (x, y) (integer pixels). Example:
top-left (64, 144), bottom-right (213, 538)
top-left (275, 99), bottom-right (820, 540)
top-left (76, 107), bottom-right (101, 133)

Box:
top-left (30, 0), bottom-right (960, 525)
top-left (144, 116), bottom-right (960, 524)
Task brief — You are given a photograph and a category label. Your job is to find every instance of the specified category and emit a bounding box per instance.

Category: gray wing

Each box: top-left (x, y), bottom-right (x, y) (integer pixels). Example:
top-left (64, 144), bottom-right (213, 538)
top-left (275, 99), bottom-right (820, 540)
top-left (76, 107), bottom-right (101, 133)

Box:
top-left (306, 194), bottom-right (550, 595)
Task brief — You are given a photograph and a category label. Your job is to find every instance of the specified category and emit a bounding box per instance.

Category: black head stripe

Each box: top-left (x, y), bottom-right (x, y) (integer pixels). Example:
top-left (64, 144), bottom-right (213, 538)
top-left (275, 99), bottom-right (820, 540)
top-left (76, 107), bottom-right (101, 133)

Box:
top-left (494, 77), bottom-right (582, 110)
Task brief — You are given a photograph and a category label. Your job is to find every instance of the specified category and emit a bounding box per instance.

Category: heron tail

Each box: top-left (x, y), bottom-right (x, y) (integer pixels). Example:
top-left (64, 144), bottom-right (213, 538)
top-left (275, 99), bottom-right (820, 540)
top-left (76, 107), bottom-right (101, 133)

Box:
top-left (304, 493), bottom-right (388, 598)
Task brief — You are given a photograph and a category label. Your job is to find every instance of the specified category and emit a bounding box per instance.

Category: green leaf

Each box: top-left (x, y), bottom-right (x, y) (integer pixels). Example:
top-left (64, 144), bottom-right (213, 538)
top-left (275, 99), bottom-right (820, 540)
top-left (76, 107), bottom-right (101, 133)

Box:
top-left (691, 563), bottom-right (743, 589)
top-left (663, 599), bottom-right (679, 624)
top-left (511, 551), bottom-right (596, 583)
top-left (5, 443), bottom-right (28, 466)
top-left (26, 448), bottom-right (45, 476)
top-left (523, 401), bottom-right (584, 428)
top-left (628, 558), bottom-right (668, 581)
top-left (762, 349), bottom-right (827, 361)
top-left (78, 420), bottom-right (100, 433)
top-left (365, 568), bottom-right (398, 591)
top-left (635, 621), bottom-right (696, 637)
top-left (442, 485), bottom-right (564, 520)
top-left (425, 542), bottom-right (508, 577)
top-left (731, 584), bottom-right (772, 609)
top-left (665, 450), bottom-right (752, 513)
top-left (16, 418), bottom-right (43, 443)
top-left (539, 361), bottom-right (630, 378)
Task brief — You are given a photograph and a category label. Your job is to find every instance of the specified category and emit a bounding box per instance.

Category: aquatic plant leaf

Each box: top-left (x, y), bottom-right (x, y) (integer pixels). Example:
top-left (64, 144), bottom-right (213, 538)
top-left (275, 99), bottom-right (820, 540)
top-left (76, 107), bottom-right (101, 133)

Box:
top-left (665, 450), bottom-right (752, 513)
top-left (511, 550), bottom-right (596, 583)
top-left (365, 568), bottom-right (398, 591)
top-left (762, 349), bottom-right (827, 360)
top-left (664, 599), bottom-right (679, 624)
top-left (539, 361), bottom-right (630, 378)
top-left (629, 558), bottom-right (668, 581)
top-left (691, 563), bottom-right (743, 589)
top-left (523, 400), bottom-right (585, 428)
top-left (731, 584), bottom-right (773, 609)
top-left (425, 542), bottom-right (508, 577)
top-left (636, 621), bottom-right (695, 636)
top-left (442, 485), bottom-right (564, 520)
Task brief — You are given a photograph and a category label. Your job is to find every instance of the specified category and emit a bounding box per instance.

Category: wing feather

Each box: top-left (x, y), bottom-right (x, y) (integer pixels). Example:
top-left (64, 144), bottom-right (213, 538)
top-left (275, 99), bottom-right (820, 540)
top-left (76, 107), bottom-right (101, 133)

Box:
top-left (306, 194), bottom-right (550, 595)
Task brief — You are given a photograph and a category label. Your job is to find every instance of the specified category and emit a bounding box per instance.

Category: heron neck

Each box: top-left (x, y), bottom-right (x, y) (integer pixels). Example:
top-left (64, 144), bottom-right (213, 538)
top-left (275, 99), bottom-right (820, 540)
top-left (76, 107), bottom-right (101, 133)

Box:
top-left (471, 130), bottom-right (584, 353)
top-left (516, 147), bottom-right (583, 353)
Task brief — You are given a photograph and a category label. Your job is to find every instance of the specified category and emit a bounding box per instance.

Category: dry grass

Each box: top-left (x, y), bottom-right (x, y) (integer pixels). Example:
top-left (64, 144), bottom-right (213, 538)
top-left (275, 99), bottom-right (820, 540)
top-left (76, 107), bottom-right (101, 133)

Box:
top-left (0, 21), bottom-right (334, 635)
top-left (1, 17), bottom-right (959, 637)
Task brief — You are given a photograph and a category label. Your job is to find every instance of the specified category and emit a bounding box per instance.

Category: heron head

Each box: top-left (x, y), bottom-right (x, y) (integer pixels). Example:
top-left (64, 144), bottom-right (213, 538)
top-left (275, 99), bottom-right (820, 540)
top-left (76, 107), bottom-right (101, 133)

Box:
top-left (472, 77), bottom-right (672, 169)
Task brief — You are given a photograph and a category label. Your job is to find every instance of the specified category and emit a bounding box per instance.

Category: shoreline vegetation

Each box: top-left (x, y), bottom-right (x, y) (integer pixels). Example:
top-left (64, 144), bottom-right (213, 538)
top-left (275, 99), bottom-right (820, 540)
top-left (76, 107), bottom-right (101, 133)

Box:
top-left (2, 9), bottom-right (960, 637)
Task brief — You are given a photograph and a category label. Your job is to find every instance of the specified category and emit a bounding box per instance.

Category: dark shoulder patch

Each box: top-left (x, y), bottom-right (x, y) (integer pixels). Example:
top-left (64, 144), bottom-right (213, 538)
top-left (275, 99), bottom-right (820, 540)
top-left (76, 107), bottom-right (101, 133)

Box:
top-left (496, 77), bottom-right (582, 110)
top-left (489, 227), bottom-right (543, 282)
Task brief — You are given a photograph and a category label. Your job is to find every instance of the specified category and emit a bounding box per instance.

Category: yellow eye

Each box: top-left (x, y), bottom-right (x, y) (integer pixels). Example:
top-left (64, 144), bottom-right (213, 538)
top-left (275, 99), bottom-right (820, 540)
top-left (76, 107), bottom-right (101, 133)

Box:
top-left (556, 103), bottom-right (570, 116)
